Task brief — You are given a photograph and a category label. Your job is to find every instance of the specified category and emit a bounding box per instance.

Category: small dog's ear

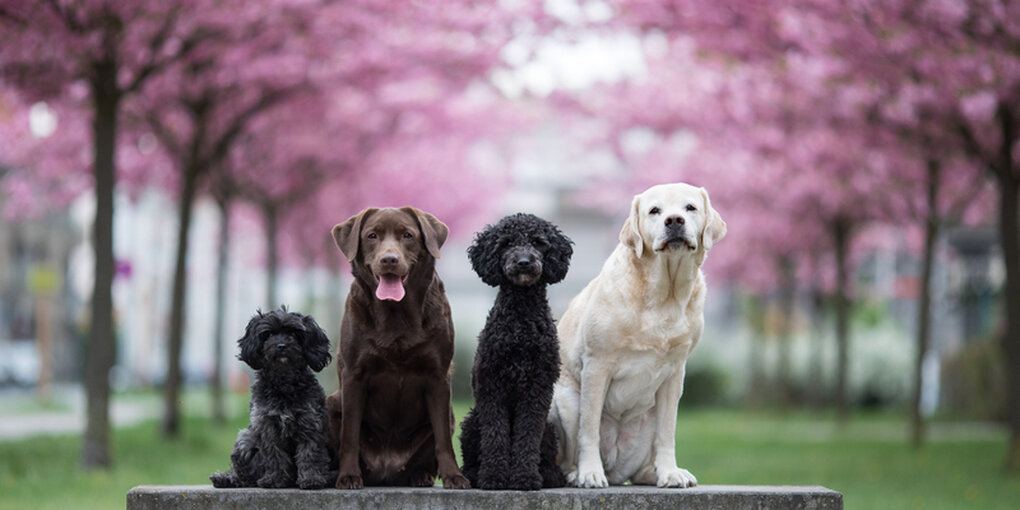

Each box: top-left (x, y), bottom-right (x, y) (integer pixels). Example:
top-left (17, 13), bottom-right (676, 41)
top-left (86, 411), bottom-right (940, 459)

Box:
top-left (332, 208), bottom-right (378, 263)
top-left (300, 314), bottom-right (332, 372)
top-left (467, 224), bottom-right (504, 287)
top-left (620, 194), bottom-right (644, 258)
top-left (699, 187), bottom-right (726, 251)
top-left (541, 222), bottom-right (573, 285)
top-left (237, 312), bottom-right (265, 370)
top-left (403, 206), bottom-right (449, 259)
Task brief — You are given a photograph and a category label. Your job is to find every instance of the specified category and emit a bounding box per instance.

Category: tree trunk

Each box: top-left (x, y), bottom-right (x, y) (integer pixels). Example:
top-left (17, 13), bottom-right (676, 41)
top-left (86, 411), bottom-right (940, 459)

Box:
top-left (211, 196), bottom-right (231, 425)
top-left (777, 255), bottom-right (796, 409)
top-left (832, 217), bottom-right (852, 425)
top-left (264, 203), bottom-right (279, 310)
top-left (163, 164), bottom-right (200, 438)
top-left (807, 255), bottom-right (826, 410)
top-left (994, 104), bottom-right (1020, 471)
top-left (746, 295), bottom-right (767, 409)
top-left (911, 158), bottom-right (941, 448)
top-left (82, 70), bottom-right (119, 470)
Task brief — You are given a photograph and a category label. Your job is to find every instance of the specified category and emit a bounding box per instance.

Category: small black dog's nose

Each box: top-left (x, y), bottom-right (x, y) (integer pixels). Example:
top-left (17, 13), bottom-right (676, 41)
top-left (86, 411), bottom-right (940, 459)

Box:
top-left (277, 342), bottom-right (287, 349)
top-left (517, 257), bottom-right (533, 267)
top-left (664, 215), bottom-right (685, 226)
top-left (380, 253), bottom-right (399, 265)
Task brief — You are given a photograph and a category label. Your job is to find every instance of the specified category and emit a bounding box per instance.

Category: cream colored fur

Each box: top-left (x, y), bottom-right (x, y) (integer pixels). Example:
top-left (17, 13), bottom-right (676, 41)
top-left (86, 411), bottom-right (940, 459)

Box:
top-left (549, 183), bottom-right (726, 488)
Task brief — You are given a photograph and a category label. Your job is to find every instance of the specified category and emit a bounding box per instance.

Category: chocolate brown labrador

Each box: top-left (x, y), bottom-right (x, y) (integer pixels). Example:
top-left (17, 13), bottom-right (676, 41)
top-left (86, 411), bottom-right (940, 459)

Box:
top-left (326, 207), bottom-right (470, 489)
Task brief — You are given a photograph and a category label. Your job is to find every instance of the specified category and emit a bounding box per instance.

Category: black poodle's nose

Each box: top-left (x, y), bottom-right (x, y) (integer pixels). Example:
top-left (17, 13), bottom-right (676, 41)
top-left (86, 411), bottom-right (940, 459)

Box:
top-left (380, 253), bottom-right (399, 266)
top-left (517, 256), bottom-right (533, 268)
top-left (664, 215), bottom-right (685, 227)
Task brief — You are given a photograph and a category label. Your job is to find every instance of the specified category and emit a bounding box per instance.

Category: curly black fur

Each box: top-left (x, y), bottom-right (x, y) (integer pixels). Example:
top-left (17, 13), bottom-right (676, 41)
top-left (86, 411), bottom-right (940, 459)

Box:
top-left (459, 213), bottom-right (572, 490)
top-left (210, 308), bottom-right (334, 490)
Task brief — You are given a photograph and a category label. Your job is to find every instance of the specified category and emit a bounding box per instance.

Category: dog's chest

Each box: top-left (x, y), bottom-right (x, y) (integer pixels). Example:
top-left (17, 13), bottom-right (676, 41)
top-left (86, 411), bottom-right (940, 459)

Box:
top-left (603, 350), bottom-right (685, 422)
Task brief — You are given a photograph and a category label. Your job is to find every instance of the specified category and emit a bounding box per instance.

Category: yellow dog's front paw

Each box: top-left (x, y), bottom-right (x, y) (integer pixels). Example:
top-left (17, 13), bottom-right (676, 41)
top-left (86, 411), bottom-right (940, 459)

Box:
top-left (657, 467), bottom-right (697, 488)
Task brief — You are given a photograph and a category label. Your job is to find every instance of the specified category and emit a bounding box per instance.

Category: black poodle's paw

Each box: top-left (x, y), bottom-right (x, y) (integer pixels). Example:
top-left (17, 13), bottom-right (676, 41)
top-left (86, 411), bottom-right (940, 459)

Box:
top-left (541, 465), bottom-right (567, 488)
top-left (209, 471), bottom-right (239, 488)
top-left (505, 469), bottom-right (543, 491)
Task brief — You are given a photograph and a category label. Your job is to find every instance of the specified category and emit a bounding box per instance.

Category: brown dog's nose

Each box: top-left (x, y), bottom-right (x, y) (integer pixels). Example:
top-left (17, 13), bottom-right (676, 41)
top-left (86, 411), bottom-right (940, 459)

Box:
top-left (664, 215), bottom-right (685, 226)
top-left (380, 253), bottom-right (399, 265)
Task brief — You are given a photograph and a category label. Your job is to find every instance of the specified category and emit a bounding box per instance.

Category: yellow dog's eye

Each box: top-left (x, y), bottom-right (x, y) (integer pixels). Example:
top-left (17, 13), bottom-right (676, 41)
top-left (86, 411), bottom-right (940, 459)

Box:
top-left (686, 204), bottom-right (697, 212)
top-left (649, 207), bottom-right (660, 215)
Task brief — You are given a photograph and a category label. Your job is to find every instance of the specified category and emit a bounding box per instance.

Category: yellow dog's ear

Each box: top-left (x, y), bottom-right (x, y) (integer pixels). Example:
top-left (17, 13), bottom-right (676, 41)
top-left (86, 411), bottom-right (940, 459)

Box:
top-left (699, 187), bottom-right (726, 251)
top-left (332, 207), bottom-right (379, 262)
top-left (619, 194), bottom-right (644, 258)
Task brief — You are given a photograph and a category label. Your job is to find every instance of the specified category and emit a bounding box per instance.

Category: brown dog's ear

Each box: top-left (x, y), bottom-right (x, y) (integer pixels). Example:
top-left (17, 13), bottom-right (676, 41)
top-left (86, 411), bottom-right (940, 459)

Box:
top-left (332, 208), bottom-right (378, 262)
top-left (619, 194), bottom-right (644, 258)
top-left (699, 187), bottom-right (726, 251)
top-left (402, 207), bottom-right (448, 259)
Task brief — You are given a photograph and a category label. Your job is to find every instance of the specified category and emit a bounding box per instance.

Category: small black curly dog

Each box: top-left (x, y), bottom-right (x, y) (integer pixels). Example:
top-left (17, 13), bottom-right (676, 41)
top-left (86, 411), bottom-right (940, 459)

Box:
top-left (210, 308), bottom-right (333, 489)
top-left (459, 213), bottom-right (572, 490)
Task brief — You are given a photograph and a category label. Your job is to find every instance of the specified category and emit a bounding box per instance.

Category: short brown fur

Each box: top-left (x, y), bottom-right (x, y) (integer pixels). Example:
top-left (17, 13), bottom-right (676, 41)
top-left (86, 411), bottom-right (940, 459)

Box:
top-left (326, 207), bottom-right (469, 489)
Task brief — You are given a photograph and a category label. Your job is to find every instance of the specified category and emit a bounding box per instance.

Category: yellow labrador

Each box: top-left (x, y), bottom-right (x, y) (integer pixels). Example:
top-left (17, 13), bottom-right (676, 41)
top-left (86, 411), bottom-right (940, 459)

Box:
top-left (549, 182), bottom-right (726, 488)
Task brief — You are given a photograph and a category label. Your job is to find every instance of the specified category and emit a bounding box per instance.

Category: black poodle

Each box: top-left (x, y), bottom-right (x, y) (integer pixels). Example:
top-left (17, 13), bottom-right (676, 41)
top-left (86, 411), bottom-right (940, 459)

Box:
top-left (210, 308), bottom-right (333, 490)
top-left (459, 213), bottom-right (572, 490)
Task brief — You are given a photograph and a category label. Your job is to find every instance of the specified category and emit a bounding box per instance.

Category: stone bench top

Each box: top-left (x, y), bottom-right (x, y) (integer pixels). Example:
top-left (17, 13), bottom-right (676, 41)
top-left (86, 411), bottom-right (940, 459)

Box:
top-left (128, 484), bottom-right (843, 509)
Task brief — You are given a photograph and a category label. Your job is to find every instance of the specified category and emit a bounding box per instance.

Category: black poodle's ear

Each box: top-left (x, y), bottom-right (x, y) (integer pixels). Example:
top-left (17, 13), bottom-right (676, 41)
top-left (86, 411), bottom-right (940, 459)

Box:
top-left (300, 314), bottom-right (332, 372)
top-left (541, 222), bottom-right (573, 285)
top-left (467, 224), bottom-right (505, 287)
top-left (237, 312), bottom-right (265, 370)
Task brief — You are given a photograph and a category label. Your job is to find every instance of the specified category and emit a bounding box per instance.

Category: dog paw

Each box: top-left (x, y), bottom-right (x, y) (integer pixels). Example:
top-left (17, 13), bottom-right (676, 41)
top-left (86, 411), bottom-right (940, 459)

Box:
top-left (657, 467), bottom-right (697, 488)
top-left (256, 475), bottom-right (290, 489)
top-left (336, 474), bottom-right (364, 490)
top-left (297, 473), bottom-right (329, 490)
top-left (575, 468), bottom-right (609, 488)
top-left (441, 473), bottom-right (471, 490)
top-left (209, 471), bottom-right (237, 488)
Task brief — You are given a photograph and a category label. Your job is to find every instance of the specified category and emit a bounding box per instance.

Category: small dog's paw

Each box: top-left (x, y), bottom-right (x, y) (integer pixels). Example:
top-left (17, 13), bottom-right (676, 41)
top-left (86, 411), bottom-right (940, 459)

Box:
top-left (209, 471), bottom-right (237, 488)
top-left (256, 474), bottom-right (290, 489)
top-left (442, 473), bottom-right (471, 489)
top-left (336, 474), bottom-right (364, 490)
top-left (297, 473), bottom-right (329, 490)
top-left (657, 467), bottom-right (697, 488)
top-left (575, 468), bottom-right (609, 488)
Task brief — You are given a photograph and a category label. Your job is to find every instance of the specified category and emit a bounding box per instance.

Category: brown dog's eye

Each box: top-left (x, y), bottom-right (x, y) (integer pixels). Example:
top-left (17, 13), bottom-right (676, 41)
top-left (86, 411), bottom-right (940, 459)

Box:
top-left (649, 207), bottom-right (660, 215)
top-left (367, 232), bottom-right (378, 240)
top-left (403, 232), bottom-right (414, 239)
top-left (686, 204), bottom-right (697, 212)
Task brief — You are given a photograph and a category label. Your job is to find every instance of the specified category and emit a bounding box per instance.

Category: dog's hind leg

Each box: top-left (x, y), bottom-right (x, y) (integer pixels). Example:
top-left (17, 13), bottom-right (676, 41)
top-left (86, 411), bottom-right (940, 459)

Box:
top-left (539, 421), bottom-right (566, 488)
top-left (549, 382), bottom-right (580, 484)
top-left (458, 409), bottom-right (481, 487)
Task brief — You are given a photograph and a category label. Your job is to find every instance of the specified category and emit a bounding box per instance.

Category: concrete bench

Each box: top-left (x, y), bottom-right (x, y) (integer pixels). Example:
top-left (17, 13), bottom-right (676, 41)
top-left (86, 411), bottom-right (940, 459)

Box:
top-left (128, 484), bottom-right (843, 509)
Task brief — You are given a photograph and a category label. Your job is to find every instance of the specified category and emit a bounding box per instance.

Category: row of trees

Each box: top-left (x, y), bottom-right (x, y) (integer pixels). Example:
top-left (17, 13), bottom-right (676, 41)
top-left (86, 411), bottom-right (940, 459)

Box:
top-left (3, 0), bottom-right (1018, 473)
top-left (561, 0), bottom-right (1017, 467)
top-left (1, 0), bottom-right (530, 469)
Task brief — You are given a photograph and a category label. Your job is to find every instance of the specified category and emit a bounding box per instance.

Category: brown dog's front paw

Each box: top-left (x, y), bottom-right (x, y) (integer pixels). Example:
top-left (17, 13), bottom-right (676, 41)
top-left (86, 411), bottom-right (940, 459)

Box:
top-left (336, 474), bottom-right (364, 489)
top-left (441, 473), bottom-right (471, 489)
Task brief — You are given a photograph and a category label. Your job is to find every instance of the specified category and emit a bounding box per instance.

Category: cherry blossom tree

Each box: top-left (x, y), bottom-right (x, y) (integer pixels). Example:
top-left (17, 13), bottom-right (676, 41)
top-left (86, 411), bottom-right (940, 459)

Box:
top-left (0, 0), bottom-right (217, 468)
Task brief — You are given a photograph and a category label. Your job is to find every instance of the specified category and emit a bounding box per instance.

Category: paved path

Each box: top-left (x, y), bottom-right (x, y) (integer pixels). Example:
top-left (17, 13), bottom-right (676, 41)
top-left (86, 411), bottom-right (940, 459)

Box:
top-left (0, 385), bottom-right (160, 440)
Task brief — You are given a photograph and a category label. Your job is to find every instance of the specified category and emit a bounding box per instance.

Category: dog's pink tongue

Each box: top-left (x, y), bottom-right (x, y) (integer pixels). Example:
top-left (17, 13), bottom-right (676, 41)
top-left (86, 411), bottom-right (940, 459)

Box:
top-left (376, 275), bottom-right (405, 301)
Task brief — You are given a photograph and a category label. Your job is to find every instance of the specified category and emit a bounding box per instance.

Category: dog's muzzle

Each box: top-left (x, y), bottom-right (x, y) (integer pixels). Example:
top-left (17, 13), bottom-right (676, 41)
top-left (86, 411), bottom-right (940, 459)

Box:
top-left (263, 336), bottom-right (303, 367)
top-left (503, 246), bottom-right (543, 285)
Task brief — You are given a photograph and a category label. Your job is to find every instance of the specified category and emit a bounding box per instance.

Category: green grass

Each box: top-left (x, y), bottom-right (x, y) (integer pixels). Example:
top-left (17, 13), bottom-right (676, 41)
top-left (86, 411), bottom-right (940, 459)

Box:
top-left (1, 403), bottom-right (1017, 509)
